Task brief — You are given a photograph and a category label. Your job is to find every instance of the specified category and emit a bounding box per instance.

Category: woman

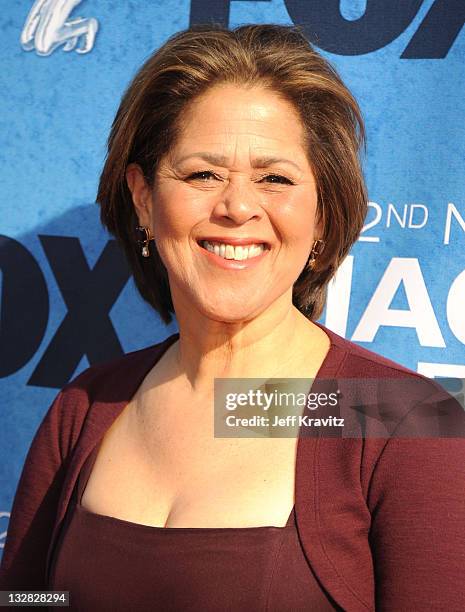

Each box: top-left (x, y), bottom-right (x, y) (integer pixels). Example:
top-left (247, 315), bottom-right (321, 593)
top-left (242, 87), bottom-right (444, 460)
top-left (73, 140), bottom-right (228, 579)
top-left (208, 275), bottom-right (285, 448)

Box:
top-left (1, 23), bottom-right (464, 611)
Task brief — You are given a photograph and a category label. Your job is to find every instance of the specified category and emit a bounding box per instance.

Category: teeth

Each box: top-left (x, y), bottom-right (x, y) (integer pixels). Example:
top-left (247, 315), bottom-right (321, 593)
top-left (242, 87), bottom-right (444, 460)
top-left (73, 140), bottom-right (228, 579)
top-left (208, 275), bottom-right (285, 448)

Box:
top-left (201, 241), bottom-right (266, 261)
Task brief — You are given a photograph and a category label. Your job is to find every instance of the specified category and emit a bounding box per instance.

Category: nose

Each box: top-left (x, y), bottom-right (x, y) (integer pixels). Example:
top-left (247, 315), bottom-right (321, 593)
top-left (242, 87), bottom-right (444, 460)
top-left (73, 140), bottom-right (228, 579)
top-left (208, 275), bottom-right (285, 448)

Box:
top-left (212, 178), bottom-right (264, 225)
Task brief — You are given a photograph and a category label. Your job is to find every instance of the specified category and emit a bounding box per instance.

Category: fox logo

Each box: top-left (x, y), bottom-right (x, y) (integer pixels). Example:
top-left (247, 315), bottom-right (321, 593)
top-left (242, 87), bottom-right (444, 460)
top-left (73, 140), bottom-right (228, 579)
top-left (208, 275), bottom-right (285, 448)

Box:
top-left (20, 0), bottom-right (98, 56)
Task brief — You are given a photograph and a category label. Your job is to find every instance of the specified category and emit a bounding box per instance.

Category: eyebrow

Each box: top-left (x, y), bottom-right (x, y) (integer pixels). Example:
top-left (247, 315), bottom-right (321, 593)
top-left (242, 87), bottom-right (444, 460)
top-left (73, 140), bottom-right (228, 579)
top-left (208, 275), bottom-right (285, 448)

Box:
top-left (177, 152), bottom-right (302, 172)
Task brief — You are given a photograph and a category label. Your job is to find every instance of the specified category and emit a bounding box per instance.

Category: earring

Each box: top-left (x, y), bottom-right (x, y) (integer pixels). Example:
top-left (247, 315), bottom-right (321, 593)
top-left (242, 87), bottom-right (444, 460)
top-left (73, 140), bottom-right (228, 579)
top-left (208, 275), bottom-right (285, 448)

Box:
top-left (307, 239), bottom-right (325, 270)
top-left (136, 226), bottom-right (153, 258)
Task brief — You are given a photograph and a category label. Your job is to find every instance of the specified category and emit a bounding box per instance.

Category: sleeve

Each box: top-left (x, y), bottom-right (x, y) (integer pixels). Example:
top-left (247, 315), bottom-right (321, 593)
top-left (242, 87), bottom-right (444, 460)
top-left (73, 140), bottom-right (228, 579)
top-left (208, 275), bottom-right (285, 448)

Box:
top-left (368, 394), bottom-right (465, 610)
top-left (0, 389), bottom-right (74, 590)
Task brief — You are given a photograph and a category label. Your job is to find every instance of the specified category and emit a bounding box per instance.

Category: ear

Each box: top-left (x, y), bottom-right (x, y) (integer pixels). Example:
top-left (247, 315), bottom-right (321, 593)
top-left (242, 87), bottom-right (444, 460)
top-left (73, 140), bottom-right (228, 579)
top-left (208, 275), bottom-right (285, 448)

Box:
top-left (126, 163), bottom-right (153, 227)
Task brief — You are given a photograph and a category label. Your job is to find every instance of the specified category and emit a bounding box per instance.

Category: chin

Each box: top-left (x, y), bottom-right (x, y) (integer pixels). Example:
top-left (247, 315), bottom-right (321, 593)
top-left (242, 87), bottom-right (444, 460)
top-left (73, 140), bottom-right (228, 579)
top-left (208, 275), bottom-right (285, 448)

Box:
top-left (195, 299), bottom-right (265, 324)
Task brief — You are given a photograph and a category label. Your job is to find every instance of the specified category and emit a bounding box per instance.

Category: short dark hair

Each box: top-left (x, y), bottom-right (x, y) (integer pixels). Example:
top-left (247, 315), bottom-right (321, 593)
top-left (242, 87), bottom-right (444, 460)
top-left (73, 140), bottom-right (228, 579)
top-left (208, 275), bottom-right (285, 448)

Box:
top-left (97, 23), bottom-right (367, 324)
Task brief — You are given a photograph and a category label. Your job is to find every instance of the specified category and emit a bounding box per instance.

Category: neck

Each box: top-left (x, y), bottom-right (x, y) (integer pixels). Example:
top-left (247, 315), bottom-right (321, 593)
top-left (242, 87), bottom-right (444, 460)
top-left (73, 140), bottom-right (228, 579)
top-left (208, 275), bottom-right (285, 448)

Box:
top-left (169, 292), bottom-right (324, 395)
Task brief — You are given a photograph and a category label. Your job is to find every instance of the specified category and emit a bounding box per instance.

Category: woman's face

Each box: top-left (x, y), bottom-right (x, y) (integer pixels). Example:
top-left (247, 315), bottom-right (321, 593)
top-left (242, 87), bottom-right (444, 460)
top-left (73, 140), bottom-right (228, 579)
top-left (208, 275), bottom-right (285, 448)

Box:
top-left (131, 83), bottom-right (320, 322)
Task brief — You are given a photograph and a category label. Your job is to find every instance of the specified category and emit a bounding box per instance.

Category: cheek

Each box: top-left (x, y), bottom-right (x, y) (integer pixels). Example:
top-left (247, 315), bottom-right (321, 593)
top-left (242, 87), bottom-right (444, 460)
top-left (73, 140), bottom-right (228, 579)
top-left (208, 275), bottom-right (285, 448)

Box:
top-left (150, 192), bottom-right (203, 271)
top-left (276, 195), bottom-right (318, 246)
top-left (154, 208), bottom-right (186, 239)
top-left (151, 192), bottom-right (196, 240)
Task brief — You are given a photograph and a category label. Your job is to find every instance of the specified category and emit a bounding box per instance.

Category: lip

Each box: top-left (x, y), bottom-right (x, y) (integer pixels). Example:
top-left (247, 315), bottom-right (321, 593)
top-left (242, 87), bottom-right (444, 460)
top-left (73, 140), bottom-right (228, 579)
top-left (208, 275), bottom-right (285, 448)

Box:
top-left (196, 236), bottom-right (271, 248)
top-left (195, 238), bottom-right (269, 270)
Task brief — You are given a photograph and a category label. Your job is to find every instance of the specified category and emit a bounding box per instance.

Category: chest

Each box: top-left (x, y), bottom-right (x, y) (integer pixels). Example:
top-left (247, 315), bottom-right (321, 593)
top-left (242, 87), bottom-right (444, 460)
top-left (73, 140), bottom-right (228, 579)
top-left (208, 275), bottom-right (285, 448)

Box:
top-left (79, 328), bottom-right (330, 529)
top-left (80, 389), bottom-right (300, 528)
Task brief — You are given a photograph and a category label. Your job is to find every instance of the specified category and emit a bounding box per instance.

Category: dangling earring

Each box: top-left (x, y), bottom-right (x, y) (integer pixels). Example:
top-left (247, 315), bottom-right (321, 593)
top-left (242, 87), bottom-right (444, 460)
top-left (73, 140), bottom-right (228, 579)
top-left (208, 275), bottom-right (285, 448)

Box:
top-left (307, 239), bottom-right (325, 270)
top-left (136, 226), bottom-right (153, 258)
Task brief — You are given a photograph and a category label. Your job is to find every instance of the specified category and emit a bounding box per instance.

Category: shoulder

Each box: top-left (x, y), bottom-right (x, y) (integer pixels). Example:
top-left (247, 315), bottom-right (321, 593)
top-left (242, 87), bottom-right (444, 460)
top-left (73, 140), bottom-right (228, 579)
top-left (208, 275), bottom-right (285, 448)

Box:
top-left (317, 321), bottom-right (423, 379)
top-left (63, 334), bottom-right (176, 399)
top-left (46, 332), bottom-right (179, 457)
top-left (316, 322), bottom-right (464, 436)
top-left (317, 321), bottom-right (452, 400)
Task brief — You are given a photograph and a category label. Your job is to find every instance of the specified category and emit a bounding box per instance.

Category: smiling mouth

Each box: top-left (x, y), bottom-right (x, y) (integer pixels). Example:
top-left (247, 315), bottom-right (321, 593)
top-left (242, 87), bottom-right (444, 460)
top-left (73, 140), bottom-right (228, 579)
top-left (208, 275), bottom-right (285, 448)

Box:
top-left (197, 239), bottom-right (270, 262)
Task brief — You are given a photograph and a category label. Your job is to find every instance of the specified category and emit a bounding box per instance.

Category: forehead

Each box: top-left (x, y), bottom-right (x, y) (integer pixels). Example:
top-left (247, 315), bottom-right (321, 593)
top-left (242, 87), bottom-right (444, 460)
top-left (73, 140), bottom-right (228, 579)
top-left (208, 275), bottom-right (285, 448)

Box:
top-left (174, 83), bottom-right (307, 151)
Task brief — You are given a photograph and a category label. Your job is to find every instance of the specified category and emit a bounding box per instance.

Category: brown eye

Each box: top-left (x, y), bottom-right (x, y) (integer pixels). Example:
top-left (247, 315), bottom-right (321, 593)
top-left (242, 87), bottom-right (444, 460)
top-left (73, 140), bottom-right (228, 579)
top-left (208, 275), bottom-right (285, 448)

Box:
top-left (261, 174), bottom-right (294, 185)
top-left (188, 171), bottom-right (218, 181)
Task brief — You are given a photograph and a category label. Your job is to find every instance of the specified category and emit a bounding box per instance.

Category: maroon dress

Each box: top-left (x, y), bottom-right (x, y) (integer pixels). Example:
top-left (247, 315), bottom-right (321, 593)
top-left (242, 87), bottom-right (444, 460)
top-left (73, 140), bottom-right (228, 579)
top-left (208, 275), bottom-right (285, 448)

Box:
top-left (48, 442), bottom-right (340, 611)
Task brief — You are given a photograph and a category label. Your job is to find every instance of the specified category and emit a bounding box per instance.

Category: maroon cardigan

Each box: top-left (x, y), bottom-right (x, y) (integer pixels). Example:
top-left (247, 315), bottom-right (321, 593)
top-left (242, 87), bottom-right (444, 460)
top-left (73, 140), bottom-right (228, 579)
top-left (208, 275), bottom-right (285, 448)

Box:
top-left (1, 322), bottom-right (464, 611)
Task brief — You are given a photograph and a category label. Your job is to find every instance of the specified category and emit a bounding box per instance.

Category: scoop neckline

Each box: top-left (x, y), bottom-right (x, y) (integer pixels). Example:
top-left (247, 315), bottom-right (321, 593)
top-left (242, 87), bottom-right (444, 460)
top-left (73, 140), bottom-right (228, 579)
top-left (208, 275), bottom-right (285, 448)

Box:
top-left (76, 439), bottom-right (296, 532)
top-left (74, 320), bottom-right (342, 533)
top-left (75, 497), bottom-right (296, 532)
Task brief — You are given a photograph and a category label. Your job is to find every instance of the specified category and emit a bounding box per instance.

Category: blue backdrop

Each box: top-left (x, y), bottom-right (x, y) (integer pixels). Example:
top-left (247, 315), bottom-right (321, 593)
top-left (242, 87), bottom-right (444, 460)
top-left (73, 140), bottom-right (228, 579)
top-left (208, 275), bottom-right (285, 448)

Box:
top-left (1, 0), bottom-right (464, 555)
